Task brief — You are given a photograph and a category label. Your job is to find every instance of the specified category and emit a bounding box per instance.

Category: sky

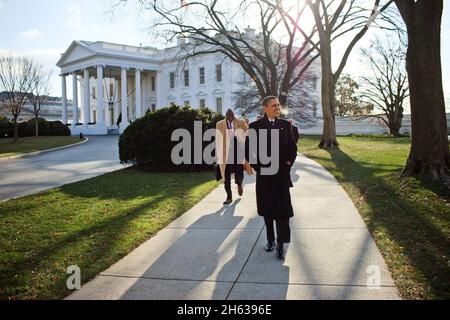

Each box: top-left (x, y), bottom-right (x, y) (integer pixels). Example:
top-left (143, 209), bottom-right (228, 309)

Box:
top-left (0, 0), bottom-right (449, 111)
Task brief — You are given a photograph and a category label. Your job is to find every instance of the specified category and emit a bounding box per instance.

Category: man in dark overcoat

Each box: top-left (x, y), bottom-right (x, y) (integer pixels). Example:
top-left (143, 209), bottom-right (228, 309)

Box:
top-left (245, 96), bottom-right (298, 259)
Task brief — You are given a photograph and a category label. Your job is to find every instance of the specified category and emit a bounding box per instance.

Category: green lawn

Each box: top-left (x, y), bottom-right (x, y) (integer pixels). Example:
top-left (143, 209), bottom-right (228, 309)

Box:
top-left (298, 135), bottom-right (450, 300)
top-left (0, 169), bottom-right (218, 299)
top-left (0, 136), bottom-right (83, 158)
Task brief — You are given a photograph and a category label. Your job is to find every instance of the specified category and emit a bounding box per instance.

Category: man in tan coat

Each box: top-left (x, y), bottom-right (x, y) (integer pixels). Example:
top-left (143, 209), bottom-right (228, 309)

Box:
top-left (216, 109), bottom-right (253, 204)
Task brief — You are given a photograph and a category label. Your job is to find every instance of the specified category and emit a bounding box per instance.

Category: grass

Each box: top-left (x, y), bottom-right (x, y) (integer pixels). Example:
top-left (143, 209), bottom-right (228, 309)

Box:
top-left (298, 135), bottom-right (450, 300)
top-left (0, 168), bottom-right (219, 300)
top-left (0, 136), bottom-right (83, 158)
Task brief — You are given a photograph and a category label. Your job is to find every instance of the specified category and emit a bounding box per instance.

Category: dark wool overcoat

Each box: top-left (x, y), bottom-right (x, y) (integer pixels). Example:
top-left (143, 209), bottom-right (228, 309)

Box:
top-left (245, 115), bottom-right (298, 219)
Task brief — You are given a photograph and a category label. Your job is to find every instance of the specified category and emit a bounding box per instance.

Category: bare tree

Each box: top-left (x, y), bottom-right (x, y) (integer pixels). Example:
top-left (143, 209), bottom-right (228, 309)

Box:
top-left (0, 56), bottom-right (38, 141)
top-left (393, 0), bottom-right (449, 183)
top-left (309, 0), bottom-right (394, 147)
top-left (359, 36), bottom-right (408, 137)
top-left (29, 65), bottom-right (52, 137)
top-left (233, 64), bottom-right (316, 122)
top-left (113, 0), bottom-right (321, 112)
top-left (261, 0), bottom-right (394, 148)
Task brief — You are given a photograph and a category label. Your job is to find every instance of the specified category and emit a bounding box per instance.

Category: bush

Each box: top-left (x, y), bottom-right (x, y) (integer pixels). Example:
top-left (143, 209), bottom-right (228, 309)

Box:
top-left (119, 105), bottom-right (224, 172)
top-left (0, 117), bottom-right (71, 138)
top-left (47, 121), bottom-right (71, 136)
top-left (347, 133), bottom-right (395, 138)
top-left (0, 115), bottom-right (13, 138)
top-left (24, 118), bottom-right (50, 136)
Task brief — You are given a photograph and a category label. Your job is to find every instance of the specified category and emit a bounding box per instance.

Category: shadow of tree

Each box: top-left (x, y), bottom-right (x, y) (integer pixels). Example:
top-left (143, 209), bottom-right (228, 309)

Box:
top-left (317, 147), bottom-right (450, 299)
top-left (0, 169), bottom-right (217, 299)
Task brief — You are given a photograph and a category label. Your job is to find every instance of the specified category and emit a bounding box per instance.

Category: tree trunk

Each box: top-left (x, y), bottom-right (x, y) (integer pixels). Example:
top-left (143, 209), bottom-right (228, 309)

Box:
top-left (400, 2), bottom-right (450, 182)
top-left (389, 122), bottom-right (401, 137)
top-left (388, 114), bottom-right (402, 137)
top-left (319, 45), bottom-right (338, 148)
top-left (278, 93), bottom-right (287, 107)
top-left (35, 115), bottom-right (39, 137)
top-left (13, 117), bottom-right (18, 141)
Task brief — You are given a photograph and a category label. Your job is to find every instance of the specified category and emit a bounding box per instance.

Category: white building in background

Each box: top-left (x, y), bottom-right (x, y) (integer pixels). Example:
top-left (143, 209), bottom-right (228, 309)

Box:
top-left (57, 36), bottom-right (322, 135)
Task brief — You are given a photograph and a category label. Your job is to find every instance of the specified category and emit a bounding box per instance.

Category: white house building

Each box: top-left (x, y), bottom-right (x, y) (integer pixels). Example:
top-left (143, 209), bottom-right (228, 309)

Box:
top-left (57, 36), bottom-right (322, 135)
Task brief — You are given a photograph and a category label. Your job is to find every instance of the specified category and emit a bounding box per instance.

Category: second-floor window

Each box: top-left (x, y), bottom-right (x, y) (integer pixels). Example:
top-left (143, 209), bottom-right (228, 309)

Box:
top-left (184, 70), bottom-right (190, 87)
top-left (199, 67), bottom-right (205, 84)
top-left (92, 86), bottom-right (96, 99)
top-left (216, 64), bottom-right (222, 82)
top-left (170, 72), bottom-right (175, 89)
top-left (199, 99), bottom-right (206, 108)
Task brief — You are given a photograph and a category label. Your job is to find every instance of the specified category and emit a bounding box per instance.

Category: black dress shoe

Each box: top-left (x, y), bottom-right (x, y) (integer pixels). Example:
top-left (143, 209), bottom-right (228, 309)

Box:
top-left (276, 243), bottom-right (285, 259)
top-left (223, 198), bottom-right (232, 205)
top-left (264, 241), bottom-right (275, 252)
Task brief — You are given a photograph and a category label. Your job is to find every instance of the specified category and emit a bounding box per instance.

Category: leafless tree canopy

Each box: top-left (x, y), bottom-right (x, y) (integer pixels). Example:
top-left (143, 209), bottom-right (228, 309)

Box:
top-left (359, 35), bottom-right (408, 136)
top-left (112, 0), bottom-right (321, 111)
top-left (0, 56), bottom-right (39, 140)
top-left (28, 64), bottom-right (52, 136)
top-left (262, 0), bottom-right (394, 148)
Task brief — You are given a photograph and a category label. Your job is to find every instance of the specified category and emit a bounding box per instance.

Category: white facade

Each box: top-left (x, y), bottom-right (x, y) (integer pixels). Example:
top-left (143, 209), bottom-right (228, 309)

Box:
top-left (57, 39), bottom-right (322, 135)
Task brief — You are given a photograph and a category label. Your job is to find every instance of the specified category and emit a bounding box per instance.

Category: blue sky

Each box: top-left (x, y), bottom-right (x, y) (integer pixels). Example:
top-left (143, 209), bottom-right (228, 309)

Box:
top-left (0, 0), bottom-right (449, 111)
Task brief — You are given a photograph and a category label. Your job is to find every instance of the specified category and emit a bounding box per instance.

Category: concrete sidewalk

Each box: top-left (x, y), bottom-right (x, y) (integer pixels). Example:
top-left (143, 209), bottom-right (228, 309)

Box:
top-left (67, 154), bottom-right (400, 300)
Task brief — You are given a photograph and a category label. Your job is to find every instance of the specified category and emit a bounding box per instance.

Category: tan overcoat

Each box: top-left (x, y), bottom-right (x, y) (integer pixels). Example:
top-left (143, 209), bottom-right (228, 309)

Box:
top-left (216, 118), bottom-right (253, 179)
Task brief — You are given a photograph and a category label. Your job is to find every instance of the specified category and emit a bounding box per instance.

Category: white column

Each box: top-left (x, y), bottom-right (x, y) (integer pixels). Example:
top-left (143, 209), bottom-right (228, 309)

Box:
top-left (120, 67), bottom-right (128, 131)
top-left (61, 74), bottom-right (67, 124)
top-left (156, 70), bottom-right (163, 109)
top-left (83, 68), bottom-right (91, 125)
top-left (135, 69), bottom-right (142, 118)
top-left (96, 65), bottom-right (105, 126)
top-left (72, 73), bottom-right (78, 126)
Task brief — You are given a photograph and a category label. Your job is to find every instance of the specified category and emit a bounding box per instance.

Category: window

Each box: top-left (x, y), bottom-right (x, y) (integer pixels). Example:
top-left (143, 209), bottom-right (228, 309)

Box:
top-left (184, 100), bottom-right (190, 106)
top-left (216, 64), bottom-right (222, 82)
top-left (170, 102), bottom-right (176, 107)
top-left (199, 67), bottom-right (205, 84)
top-left (109, 83), bottom-right (114, 96)
top-left (92, 87), bottom-right (96, 99)
top-left (199, 99), bottom-right (206, 108)
top-left (92, 110), bottom-right (97, 123)
top-left (313, 102), bottom-right (317, 118)
top-left (151, 76), bottom-right (156, 91)
top-left (170, 72), bottom-right (175, 89)
top-left (151, 104), bottom-right (156, 112)
top-left (184, 70), bottom-right (190, 87)
top-left (216, 97), bottom-right (223, 114)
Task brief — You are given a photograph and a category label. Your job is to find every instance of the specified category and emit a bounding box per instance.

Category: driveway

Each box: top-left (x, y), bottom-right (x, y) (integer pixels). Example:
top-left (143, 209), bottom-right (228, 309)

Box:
top-left (0, 136), bottom-right (125, 202)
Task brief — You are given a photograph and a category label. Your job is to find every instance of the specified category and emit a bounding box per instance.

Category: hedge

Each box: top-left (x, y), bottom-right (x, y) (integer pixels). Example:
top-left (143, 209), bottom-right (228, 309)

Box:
top-left (119, 105), bottom-right (224, 172)
top-left (0, 117), bottom-right (71, 138)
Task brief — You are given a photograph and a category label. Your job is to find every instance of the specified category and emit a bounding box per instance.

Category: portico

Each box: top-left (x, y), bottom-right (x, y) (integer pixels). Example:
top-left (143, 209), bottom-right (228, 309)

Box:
top-left (57, 41), bottom-right (161, 135)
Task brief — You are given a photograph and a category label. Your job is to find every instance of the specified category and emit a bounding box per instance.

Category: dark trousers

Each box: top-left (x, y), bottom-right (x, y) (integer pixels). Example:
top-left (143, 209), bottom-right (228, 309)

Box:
top-left (224, 164), bottom-right (244, 199)
top-left (264, 216), bottom-right (291, 244)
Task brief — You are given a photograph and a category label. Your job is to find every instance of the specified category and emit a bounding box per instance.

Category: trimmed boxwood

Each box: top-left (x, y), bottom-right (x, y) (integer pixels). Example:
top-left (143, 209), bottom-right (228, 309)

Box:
top-left (119, 105), bottom-right (224, 172)
top-left (0, 115), bottom-right (12, 138)
top-left (0, 117), bottom-right (71, 138)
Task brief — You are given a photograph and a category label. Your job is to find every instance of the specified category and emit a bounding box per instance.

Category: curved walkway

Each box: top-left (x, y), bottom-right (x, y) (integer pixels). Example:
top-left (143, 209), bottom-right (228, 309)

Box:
top-left (67, 153), bottom-right (399, 300)
top-left (0, 136), bottom-right (124, 202)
